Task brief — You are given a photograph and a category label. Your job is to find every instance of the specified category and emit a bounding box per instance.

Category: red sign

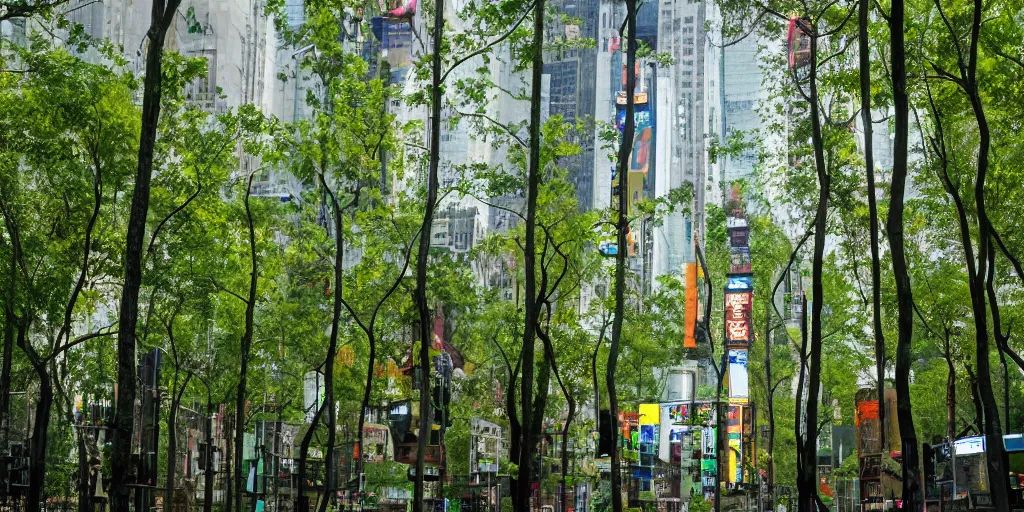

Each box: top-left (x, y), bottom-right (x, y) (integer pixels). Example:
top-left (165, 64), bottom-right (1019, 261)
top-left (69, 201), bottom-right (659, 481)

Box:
top-left (724, 291), bottom-right (752, 345)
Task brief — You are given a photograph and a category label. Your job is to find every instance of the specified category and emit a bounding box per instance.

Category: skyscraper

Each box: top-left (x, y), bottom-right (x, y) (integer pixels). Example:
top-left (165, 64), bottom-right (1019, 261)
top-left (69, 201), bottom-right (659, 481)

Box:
top-left (545, 0), bottom-right (600, 211)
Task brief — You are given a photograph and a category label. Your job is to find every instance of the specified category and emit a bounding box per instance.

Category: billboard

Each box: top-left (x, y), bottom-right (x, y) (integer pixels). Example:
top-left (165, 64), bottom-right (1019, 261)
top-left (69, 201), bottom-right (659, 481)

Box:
top-left (728, 349), bottom-right (749, 403)
top-left (628, 171), bottom-right (644, 215)
top-left (728, 226), bottom-right (749, 248)
top-left (727, 406), bottom-right (743, 483)
top-left (615, 101), bottom-right (653, 177)
top-left (724, 291), bottom-right (753, 346)
top-left (684, 263), bottom-right (698, 348)
top-left (726, 274), bottom-right (753, 292)
top-left (730, 247), bottom-right (752, 274)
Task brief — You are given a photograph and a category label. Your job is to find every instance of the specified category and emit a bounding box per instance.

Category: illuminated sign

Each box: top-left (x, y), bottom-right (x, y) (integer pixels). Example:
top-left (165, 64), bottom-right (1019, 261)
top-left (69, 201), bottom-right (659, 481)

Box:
top-left (726, 275), bottom-right (754, 292)
top-left (724, 292), bottom-right (752, 345)
top-left (955, 436), bottom-right (985, 455)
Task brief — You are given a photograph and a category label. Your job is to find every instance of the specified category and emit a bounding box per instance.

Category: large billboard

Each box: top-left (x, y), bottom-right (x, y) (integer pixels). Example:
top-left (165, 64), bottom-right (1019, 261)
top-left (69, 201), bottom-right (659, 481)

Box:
top-left (616, 101), bottom-right (653, 177)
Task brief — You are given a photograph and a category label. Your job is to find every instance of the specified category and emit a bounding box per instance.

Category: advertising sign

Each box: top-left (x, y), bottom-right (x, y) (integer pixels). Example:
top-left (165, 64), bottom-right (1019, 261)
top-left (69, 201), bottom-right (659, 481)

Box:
top-left (730, 247), bottom-right (752, 274)
top-left (728, 438), bottom-right (743, 483)
top-left (726, 275), bottom-right (753, 292)
top-left (728, 349), bottom-right (749, 403)
top-left (955, 436), bottom-right (985, 455)
top-left (615, 102), bottom-right (653, 177)
top-left (628, 171), bottom-right (644, 215)
top-left (684, 263), bottom-right (698, 348)
top-left (728, 226), bottom-right (749, 248)
top-left (639, 404), bottom-right (660, 425)
top-left (724, 291), bottom-right (753, 346)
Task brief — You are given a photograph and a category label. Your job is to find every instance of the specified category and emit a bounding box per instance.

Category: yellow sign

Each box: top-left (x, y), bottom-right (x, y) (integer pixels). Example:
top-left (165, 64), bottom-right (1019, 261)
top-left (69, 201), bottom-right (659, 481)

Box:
top-left (639, 404), bottom-right (660, 425)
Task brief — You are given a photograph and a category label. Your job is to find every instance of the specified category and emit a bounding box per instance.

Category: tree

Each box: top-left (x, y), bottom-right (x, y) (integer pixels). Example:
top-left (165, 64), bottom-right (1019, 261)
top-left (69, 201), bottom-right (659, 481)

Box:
top-left (607, 2), bottom-right (637, 510)
top-left (0, 39), bottom-right (136, 511)
top-left (111, 3), bottom-right (185, 510)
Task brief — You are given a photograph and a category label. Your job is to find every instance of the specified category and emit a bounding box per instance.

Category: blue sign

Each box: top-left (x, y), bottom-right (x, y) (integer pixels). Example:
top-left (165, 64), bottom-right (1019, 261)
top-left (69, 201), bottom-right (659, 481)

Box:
top-left (726, 275), bottom-right (753, 292)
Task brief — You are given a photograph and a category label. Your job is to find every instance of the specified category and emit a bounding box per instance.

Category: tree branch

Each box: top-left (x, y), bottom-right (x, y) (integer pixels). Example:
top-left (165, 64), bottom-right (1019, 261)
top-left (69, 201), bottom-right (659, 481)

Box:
top-left (440, 0), bottom-right (537, 85)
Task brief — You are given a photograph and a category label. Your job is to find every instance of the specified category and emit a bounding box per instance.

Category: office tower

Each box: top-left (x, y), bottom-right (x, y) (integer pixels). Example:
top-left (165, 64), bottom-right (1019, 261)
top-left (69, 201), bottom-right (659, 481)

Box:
top-left (648, 0), bottom-right (723, 284)
top-left (545, 0), bottom-right (600, 211)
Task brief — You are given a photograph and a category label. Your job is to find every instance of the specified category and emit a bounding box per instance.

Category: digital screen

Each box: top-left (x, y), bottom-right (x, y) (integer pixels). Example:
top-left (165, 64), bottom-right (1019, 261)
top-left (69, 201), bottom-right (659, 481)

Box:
top-left (954, 436), bottom-right (985, 455)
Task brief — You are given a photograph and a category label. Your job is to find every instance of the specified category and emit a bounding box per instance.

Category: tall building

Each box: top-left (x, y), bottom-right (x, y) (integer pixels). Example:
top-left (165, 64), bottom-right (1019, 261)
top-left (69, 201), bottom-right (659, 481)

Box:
top-left (544, 0), bottom-right (600, 211)
top-left (648, 0), bottom-right (723, 284)
top-left (722, 35), bottom-right (765, 184)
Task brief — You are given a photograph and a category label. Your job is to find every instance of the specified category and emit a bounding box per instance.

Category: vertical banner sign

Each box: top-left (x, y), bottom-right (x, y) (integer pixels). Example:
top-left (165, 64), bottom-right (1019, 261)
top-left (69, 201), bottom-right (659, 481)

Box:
top-left (728, 349), bottom-right (749, 403)
top-left (685, 263), bottom-right (698, 348)
top-left (724, 292), bottom-right (752, 346)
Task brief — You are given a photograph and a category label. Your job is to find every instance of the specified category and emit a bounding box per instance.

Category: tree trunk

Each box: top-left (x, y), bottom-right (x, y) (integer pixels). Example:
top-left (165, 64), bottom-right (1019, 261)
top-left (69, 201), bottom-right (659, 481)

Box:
top-left (798, 26), bottom-right (829, 512)
top-left (608, 2), bottom-right (637, 511)
top-left (0, 287), bottom-right (14, 496)
top-left (944, 329), bottom-right (956, 441)
top-left (764, 301), bottom-right (775, 508)
top-left (318, 178), bottom-right (345, 512)
top-left (514, 1), bottom-right (546, 510)
top-left (297, 400), bottom-right (326, 512)
top-left (77, 429), bottom-right (90, 512)
top-left (888, 0), bottom-right (922, 505)
top-left (234, 174), bottom-right (259, 512)
top-left (506, 354), bottom-right (521, 507)
top-left (794, 288), bottom-right (809, 509)
top-left (225, 423), bottom-right (234, 512)
top-left (560, 398), bottom-right (576, 512)
top-left (714, 360), bottom-right (725, 512)
top-left (112, 3), bottom-right (183, 511)
top-left (413, 0), bottom-right (444, 507)
top-left (962, 0), bottom-right (1010, 502)
top-left (25, 362), bottom-right (51, 512)
top-left (166, 375), bottom-right (191, 512)
top-left (203, 391), bottom-right (214, 512)
top-left (859, 0), bottom-right (887, 454)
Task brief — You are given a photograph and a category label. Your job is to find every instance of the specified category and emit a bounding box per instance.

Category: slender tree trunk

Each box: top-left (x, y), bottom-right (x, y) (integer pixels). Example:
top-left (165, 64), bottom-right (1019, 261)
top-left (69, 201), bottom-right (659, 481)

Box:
top-left (794, 289), bottom-right (808, 508)
top-left (798, 27), bottom-right (829, 512)
top-left (77, 428), bottom-right (90, 512)
top-left (559, 395), bottom-right (576, 512)
top-left (966, 365), bottom-right (983, 434)
top-left (318, 178), bottom-right (345, 512)
top-left (413, 0), bottom-right (443, 506)
top-left (234, 174), bottom-right (259, 512)
top-left (203, 390), bottom-right (214, 512)
top-left (764, 301), bottom-right (775, 508)
top-left (943, 331), bottom-right (956, 441)
top-left (513, 1), bottom-right (546, 510)
top-left (0, 288), bottom-right (14, 495)
top-left (859, 0), bottom-right (887, 454)
top-left (112, 4), bottom-right (183, 511)
top-left (225, 422), bottom-right (234, 512)
top-left (166, 375), bottom-right (191, 512)
top-left (714, 360), bottom-right (725, 512)
top-left (608, 2), bottom-right (636, 511)
top-left (297, 400), bottom-right (326, 512)
top-left (888, 0), bottom-right (922, 506)
top-left (962, 0), bottom-right (1010, 502)
top-left (506, 355), bottom-right (521, 506)
top-left (26, 362), bottom-right (51, 512)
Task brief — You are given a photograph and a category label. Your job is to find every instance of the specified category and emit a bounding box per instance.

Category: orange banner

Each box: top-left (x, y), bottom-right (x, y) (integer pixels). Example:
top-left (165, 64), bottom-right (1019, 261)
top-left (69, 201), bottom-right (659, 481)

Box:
top-left (684, 263), bottom-right (697, 348)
